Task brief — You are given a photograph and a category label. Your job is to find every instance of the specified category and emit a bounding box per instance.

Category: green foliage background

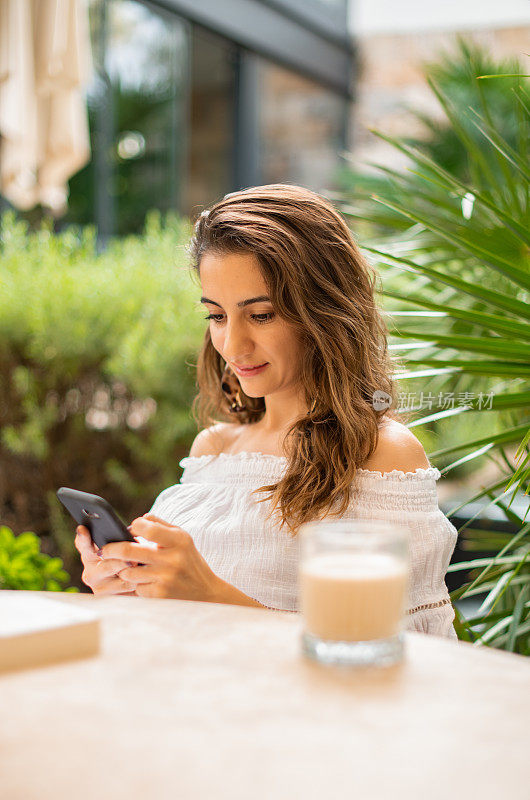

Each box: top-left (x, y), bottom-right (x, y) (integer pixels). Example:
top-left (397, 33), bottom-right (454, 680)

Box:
top-left (0, 211), bottom-right (205, 588)
top-left (0, 525), bottom-right (77, 591)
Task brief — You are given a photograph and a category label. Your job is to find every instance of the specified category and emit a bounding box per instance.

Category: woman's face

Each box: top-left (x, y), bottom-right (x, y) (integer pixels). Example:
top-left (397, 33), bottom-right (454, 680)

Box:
top-left (199, 251), bottom-right (305, 399)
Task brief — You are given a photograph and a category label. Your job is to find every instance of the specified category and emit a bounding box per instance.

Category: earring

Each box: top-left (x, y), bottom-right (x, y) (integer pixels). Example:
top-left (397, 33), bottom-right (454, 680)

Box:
top-left (307, 399), bottom-right (317, 416)
top-left (220, 363), bottom-right (247, 413)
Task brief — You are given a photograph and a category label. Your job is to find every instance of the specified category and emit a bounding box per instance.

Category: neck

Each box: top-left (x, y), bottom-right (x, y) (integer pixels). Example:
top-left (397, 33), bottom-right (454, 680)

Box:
top-left (256, 386), bottom-right (310, 434)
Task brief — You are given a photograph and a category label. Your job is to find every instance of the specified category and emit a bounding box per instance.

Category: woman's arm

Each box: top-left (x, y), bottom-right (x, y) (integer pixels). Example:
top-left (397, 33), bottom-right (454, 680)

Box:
top-left (213, 577), bottom-right (269, 608)
top-left (98, 514), bottom-right (278, 606)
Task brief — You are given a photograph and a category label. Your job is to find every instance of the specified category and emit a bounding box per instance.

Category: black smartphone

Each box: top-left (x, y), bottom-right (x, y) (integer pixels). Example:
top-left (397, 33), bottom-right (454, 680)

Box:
top-left (57, 487), bottom-right (136, 550)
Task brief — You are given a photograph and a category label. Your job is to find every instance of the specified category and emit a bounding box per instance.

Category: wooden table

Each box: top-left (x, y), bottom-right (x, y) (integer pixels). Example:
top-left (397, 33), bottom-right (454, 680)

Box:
top-left (1, 591), bottom-right (528, 800)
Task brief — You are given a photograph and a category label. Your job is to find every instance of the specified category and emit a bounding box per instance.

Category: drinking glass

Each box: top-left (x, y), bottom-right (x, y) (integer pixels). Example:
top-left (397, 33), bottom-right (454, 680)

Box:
top-left (299, 519), bottom-right (409, 667)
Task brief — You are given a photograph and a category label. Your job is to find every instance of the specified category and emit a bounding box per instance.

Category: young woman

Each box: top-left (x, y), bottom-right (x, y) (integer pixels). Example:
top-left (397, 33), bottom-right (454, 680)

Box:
top-left (75, 184), bottom-right (458, 638)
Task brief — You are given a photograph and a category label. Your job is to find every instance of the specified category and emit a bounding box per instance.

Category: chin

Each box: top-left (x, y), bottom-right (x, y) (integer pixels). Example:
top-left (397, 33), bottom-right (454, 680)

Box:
top-left (238, 377), bottom-right (273, 398)
top-left (241, 386), bottom-right (267, 398)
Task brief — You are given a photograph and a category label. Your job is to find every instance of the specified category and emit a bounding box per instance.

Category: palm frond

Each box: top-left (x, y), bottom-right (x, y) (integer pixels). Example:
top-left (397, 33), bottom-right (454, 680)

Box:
top-left (338, 40), bottom-right (530, 652)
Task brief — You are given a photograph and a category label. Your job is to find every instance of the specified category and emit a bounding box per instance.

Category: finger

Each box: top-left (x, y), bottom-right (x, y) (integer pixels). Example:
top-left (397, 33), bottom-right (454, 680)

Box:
top-left (100, 541), bottom-right (161, 564)
top-left (129, 517), bottom-right (189, 547)
top-left (113, 583), bottom-right (138, 595)
top-left (85, 574), bottom-right (136, 595)
top-left (97, 557), bottom-right (136, 580)
top-left (116, 564), bottom-right (159, 585)
top-left (141, 514), bottom-right (175, 527)
top-left (134, 582), bottom-right (163, 599)
top-left (75, 527), bottom-right (99, 563)
top-left (133, 535), bottom-right (160, 551)
top-left (100, 577), bottom-right (137, 594)
top-left (75, 525), bottom-right (92, 543)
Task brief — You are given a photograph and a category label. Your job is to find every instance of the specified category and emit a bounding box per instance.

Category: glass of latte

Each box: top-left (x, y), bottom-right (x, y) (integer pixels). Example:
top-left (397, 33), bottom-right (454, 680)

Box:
top-left (299, 519), bottom-right (409, 667)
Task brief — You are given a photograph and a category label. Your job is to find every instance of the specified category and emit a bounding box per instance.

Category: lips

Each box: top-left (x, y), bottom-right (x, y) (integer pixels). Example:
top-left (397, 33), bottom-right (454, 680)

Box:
top-left (232, 362), bottom-right (269, 376)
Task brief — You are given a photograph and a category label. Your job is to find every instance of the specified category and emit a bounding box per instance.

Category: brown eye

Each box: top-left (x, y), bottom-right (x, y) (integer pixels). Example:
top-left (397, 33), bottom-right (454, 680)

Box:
top-left (221, 382), bottom-right (230, 392)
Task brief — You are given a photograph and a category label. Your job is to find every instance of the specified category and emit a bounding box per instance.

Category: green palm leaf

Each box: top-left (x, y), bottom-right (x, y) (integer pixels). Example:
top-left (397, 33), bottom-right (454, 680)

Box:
top-left (371, 195), bottom-right (530, 289)
top-left (367, 247), bottom-right (530, 319)
top-left (338, 41), bottom-right (530, 653)
top-left (395, 358), bottom-right (530, 377)
top-left (392, 330), bottom-right (530, 361)
top-left (385, 294), bottom-right (530, 338)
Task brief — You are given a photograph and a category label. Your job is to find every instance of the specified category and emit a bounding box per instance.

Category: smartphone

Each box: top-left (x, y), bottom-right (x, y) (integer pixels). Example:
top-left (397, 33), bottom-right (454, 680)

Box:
top-left (57, 487), bottom-right (136, 550)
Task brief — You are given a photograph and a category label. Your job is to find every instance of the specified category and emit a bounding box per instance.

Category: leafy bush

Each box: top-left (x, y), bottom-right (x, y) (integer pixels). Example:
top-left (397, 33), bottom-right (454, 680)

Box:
top-left (0, 525), bottom-right (77, 591)
top-left (0, 211), bottom-right (206, 584)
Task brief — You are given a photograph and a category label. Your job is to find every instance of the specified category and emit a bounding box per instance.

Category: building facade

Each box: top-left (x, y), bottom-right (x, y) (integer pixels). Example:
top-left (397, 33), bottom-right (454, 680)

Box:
top-left (67, 0), bottom-right (354, 237)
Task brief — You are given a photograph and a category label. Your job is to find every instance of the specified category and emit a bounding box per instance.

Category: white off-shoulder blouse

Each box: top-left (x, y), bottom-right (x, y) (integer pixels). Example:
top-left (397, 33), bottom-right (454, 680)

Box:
top-left (148, 452), bottom-right (459, 640)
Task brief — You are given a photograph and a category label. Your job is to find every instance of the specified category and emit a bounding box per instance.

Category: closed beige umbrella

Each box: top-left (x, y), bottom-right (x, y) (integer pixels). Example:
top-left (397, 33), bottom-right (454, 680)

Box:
top-left (0, 0), bottom-right (92, 213)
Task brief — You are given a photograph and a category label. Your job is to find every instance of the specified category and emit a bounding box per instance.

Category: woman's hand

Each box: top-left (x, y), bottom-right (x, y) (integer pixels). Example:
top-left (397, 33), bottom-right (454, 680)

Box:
top-left (97, 514), bottom-right (224, 601)
top-left (74, 526), bottom-right (137, 596)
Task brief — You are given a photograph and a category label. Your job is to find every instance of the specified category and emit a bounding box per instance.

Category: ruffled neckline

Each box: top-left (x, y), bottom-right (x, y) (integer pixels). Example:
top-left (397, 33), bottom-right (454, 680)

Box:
top-left (179, 451), bottom-right (441, 481)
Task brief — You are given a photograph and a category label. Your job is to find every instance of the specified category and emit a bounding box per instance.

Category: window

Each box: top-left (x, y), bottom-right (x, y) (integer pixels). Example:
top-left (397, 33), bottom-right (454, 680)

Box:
top-left (65, 0), bottom-right (188, 236)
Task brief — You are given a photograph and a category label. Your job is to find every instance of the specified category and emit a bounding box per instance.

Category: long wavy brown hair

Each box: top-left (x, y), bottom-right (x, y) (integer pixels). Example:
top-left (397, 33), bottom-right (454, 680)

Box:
top-left (189, 184), bottom-right (403, 536)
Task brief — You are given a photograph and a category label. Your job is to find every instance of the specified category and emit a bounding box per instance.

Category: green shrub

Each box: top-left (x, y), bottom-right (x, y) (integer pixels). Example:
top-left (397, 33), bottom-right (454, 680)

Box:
top-left (0, 210), bottom-right (206, 581)
top-left (0, 525), bottom-right (77, 591)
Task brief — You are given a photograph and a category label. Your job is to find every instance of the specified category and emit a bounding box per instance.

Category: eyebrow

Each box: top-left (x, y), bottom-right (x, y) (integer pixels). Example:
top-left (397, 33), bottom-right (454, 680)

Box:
top-left (200, 295), bottom-right (271, 308)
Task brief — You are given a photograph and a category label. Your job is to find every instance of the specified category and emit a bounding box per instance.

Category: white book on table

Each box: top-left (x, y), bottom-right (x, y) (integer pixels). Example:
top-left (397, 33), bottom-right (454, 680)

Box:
top-left (0, 591), bottom-right (100, 673)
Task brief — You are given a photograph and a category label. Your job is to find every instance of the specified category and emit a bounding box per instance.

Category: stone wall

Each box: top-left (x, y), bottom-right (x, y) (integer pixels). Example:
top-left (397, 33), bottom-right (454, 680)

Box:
top-left (350, 25), bottom-right (530, 171)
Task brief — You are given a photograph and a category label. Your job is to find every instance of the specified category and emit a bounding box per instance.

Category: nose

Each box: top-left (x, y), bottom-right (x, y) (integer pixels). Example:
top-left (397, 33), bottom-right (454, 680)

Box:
top-left (222, 317), bottom-right (256, 363)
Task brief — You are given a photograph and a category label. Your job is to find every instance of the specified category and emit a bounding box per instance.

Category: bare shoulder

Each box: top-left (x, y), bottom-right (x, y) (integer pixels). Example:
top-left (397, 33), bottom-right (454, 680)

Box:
top-left (188, 422), bottom-right (238, 458)
top-left (362, 418), bottom-right (431, 474)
